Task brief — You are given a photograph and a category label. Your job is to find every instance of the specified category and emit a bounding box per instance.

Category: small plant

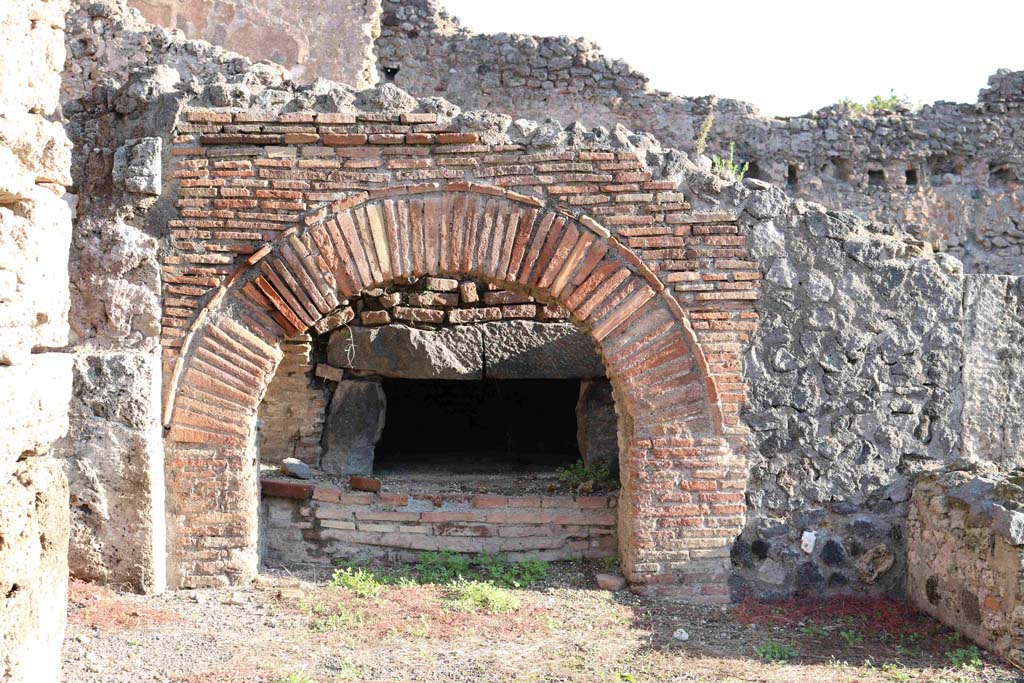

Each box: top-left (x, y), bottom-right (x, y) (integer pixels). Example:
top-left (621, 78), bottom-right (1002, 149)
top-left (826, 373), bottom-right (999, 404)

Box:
top-left (838, 90), bottom-right (917, 113)
top-left (694, 99), bottom-right (716, 157)
top-left (445, 579), bottom-right (521, 613)
top-left (754, 641), bottom-right (799, 662)
top-left (414, 551), bottom-right (473, 584)
top-left (330, 567), bottom-right (385, 597)
top-left (556, 459), bottom-right (618, 493)
top-left (711, 142), bottom-right (749, 182)
top-left (598, 556), bottom-right (620, 573)
top-left (839, 629), bottom-right (864, 646)
top-left (945, 645), bottom-right (982, 669)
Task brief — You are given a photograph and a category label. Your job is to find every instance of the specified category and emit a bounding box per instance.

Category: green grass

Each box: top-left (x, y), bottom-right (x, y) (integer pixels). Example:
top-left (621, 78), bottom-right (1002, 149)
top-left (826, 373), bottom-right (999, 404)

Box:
top-left (445, 579), bottom-right (521, 613)
top-left (754, 641), bottom-right (799, 662)
top-left (271, 673), bottom-right (314, 683)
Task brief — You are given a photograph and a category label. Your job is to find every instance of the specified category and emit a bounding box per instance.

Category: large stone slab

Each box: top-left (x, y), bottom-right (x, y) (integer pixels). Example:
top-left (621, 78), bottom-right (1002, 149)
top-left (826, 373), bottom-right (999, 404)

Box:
top-left (576, 379), bottom-right (619, 472)
top-left (481, 321), bottom-right (605, 379)
top-left (53, 352), bottom-right (166, 593)
top-left (328, 324), bottom-right (484, 379)
top-left (321, 380), bottom-right (386, 477)
top-left (961, 275), bottom-right (1024, 468)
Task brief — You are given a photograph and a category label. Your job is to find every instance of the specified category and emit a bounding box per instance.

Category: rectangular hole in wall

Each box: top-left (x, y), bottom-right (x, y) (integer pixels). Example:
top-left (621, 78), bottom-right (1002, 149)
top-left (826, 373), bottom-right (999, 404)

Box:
top-left (787, 164), bottom-right (798, 188)
top-left (905, 168), bottom-right (918, 186)
top-left (990, 162), bottom-right (1018, 185)
top-left (374, 378), bottom-right (582, 476)
top-left (868, 170), bottom-right (886, 187)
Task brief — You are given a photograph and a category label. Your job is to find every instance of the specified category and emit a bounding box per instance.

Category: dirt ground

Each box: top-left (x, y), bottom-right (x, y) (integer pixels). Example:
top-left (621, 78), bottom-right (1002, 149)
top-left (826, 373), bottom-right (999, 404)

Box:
top-left (62, 560), bottom-right (1022, 683)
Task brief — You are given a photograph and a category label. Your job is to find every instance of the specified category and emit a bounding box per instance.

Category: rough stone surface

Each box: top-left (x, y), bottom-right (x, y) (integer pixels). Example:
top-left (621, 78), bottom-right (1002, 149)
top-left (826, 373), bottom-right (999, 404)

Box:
top-left (734, 187), bottom-right (964, 600)
top-left (321, 380), bottom-right (386, 477)
top-left (908, 466), bottom-right (1024, 666)
top-left (329, 324), bottom-right (484, 380)
top-left (0, 1), bottom-right (73, 679)
top-left (576, 379), bottom-right (618, 472)
top-left (52, 353), bottom-right (166, 593)
top-left (0, 356), bottom-right (73, 482)
top-left (961, 275), bottom-right (1024, 467)
top-left (481, 321), bottom-right (604, 379)
top-left (0, 457), bottom-right (70, 683)
top-left (112, 136), bottom-right (162, 195)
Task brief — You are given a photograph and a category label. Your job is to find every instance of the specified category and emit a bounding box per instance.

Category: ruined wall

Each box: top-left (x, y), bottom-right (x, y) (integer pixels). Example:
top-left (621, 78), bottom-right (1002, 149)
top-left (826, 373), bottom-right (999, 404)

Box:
top-left (730, 178), bottom-right (963, 598)
top-left (0, 0), bottom-right (73, 680)
top-left (127, 0), bottom-right (382, 88)
top-left (375, 0), bottom-right (1024, 275)
top-left (907, 466), bottom-right (1024, 667)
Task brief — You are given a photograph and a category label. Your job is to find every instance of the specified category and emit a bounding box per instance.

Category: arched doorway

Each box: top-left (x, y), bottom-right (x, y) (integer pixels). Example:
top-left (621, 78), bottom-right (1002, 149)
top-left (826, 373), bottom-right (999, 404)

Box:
top-left (162, 182), bottom-right (742, 601)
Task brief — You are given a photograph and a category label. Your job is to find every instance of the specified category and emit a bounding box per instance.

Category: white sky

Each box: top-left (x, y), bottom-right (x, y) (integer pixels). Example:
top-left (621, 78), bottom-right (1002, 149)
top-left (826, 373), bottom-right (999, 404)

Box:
top-left (442, 0), bottom-right (1024, 117)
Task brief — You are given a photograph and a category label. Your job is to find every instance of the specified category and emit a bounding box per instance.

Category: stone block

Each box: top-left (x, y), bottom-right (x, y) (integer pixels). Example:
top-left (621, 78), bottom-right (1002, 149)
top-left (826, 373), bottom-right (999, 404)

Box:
top-left (52, 352), bottom-right (166, 594)
top-left (328, 323), bottom-right (484, 379)
top-left (112, 137), bottom-right (162, 195)
top-left (481, 321), bottom-right (605, 379)
top-left (321, 380), bottom-right (385, 476)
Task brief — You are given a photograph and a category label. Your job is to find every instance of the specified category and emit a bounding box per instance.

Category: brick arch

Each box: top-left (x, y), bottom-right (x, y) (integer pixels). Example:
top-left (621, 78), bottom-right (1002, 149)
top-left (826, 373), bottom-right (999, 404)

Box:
top-left (163, 183), bottom-right (743, 600)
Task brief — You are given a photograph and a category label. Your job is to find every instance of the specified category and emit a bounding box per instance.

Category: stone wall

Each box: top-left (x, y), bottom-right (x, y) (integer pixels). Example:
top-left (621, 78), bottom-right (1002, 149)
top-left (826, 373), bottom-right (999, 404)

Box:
top-left (961, 275), bottom-right (1024, 467)
top-left (374, 0), bottom-right (1024, 275)
top-left (907, 466), bottom-right (1024, 666)
top-left (0, 0), bottom-right (73, 680)
top-left (261, 479), bottom-right (616, 565)
top-left (127, 0), bottom-right (382, 88)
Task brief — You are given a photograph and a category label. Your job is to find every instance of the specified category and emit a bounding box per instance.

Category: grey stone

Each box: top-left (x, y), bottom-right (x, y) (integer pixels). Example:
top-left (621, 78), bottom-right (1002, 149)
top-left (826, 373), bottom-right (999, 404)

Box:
top-left (993, 504), bottom-right (1024, 546)
top-left (321, 380), bottom-right (386, 477)
top-left (328, 324), bottom-right (484, 379)
top-left (112, 137), bottom-right (162, 195)
top-left (481, 321), bottom-right (604, 379)
top-left (281, 458), bottom-right (313, 480)
top-left (576, 379), bottom-right (618, 472)
top-left (756, 558), bottom-right (787, 586)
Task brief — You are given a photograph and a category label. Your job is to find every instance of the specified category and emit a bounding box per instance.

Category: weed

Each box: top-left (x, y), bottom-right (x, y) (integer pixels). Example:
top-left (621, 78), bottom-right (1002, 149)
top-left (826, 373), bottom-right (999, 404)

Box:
top-left (754, 641), bottom-right (799, 662)
top-left (839, 90), bottom-right (917, 113)
top-left (839, 629), bottom-right (864, 646)
top-left (946, 646), bottom-right (982, 669)
top-left (415, 551), bottom-right (472, 584)
top-left (597, 556), bottom-right (620, 573)
top-left (329, 567), bottom-right (385, 597)
top-left (445, 579), bottom-right (521, 613)
top-left (694, 99), bottom-right (716, 157)
top-left (711, 142), bottom-right (749, 182)
top-left (556, 459), bottom-right (618, 493)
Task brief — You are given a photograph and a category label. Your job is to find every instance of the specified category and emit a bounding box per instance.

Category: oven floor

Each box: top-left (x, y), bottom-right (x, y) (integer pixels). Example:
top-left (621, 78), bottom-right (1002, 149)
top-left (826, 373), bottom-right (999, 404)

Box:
top-left (374, 453), bottom-right (566, 495)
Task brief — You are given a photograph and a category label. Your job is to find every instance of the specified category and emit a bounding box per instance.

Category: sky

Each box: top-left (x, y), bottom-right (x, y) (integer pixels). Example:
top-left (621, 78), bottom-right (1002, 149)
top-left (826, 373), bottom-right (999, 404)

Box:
top-left (442, 0), bottom-right (1024, 117)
